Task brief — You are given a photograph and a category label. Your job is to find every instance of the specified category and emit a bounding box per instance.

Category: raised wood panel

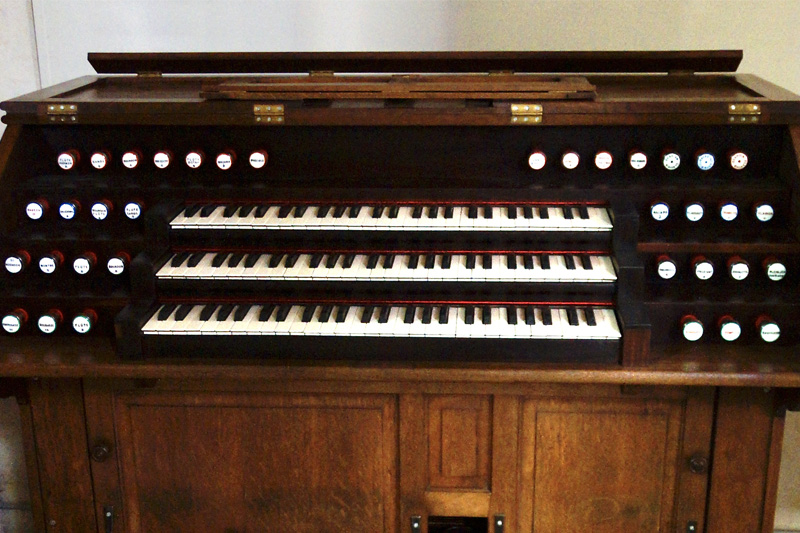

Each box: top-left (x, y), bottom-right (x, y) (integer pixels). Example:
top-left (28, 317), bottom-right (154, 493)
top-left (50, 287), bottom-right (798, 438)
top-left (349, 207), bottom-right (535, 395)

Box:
top-left (427, 395), bottom-right (492, 490)
top-left (110, 391), bottom-right (397, 533)
top-left (518, 396), bottom-right (685, 533)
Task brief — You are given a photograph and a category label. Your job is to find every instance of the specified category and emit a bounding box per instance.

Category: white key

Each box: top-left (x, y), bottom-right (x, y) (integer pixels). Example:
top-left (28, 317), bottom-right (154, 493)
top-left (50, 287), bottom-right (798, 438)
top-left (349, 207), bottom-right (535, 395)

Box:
top-left (245, 305), bottom-right (268, 335)
top-left (142, 305), bottom-right (177, 334)
top-left (230, 306), bottom-right (260, 334)
top-left (375, 306), bottom-right (402, 337)
top-left (272, 305), bottom-right (302, 334)
top-left (431, 306), bottom-right (458, 337)
top-left (169, 306), bottom-right (204, 335)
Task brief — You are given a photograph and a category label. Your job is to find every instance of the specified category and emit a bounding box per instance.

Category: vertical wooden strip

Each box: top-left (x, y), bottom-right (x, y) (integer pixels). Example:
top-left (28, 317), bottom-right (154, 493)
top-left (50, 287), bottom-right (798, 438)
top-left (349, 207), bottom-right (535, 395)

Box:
top-left (516, 399), bottom-right (537, 533)
top-left (706, 388), bottom-right (774, 533)
top-left (83, 379), bottom-right (124, 532)
top-left (760, 409), bottom-right (786, 533)
top-left (673, 387), bottom-right (715, 532)
top-left (16, 388), bottom-right (47, 533)
top-left (400, 394), bottom-right (427, 533)
top-left (489, 395), bottom-right (519, 533)
top-left (29, 379), bottom-right (97, 532)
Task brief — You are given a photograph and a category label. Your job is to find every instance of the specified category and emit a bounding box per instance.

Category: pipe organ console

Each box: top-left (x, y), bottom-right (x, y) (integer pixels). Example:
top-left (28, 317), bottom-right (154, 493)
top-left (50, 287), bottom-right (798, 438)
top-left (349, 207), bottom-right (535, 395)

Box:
top-left (1, 52), bottom-right (800, 533)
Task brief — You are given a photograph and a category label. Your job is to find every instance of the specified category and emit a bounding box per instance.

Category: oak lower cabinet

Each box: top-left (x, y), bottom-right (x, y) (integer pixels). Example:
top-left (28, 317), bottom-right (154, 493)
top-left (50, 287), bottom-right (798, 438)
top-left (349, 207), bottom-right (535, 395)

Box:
top-left (22, 378), bottom-right (781, 533)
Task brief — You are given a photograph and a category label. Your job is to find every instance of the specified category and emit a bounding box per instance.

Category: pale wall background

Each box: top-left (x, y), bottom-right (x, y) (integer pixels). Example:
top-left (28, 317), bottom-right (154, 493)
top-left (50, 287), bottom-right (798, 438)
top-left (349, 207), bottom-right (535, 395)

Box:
top-left (1, 0), bottom-right (799, 531)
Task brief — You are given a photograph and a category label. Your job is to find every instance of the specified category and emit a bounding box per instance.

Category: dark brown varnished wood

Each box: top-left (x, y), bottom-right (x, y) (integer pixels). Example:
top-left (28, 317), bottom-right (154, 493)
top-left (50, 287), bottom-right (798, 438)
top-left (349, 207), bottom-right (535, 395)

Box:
top-left (88, 50), bottom-right (744, 75)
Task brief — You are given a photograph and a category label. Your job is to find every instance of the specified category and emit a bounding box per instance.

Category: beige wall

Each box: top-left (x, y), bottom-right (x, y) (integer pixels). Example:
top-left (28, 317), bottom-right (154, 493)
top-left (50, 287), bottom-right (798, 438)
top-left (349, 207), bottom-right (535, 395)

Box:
top-left (1, 1), bottom-right (800, 531)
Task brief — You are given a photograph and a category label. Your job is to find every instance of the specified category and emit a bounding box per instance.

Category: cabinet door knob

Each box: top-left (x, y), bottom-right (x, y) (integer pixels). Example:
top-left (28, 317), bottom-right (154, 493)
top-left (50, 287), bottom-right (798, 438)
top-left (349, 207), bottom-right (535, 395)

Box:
top-left (91, 441), bottom-right (112, 462)
top-left (688, 454), bottom-right (709, 474)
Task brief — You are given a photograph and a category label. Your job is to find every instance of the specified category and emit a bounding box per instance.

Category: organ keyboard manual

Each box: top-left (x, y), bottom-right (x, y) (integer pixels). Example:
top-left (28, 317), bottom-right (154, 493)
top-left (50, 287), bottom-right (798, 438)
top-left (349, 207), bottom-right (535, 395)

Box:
top-left (1, 50), bottom-right (799, 366)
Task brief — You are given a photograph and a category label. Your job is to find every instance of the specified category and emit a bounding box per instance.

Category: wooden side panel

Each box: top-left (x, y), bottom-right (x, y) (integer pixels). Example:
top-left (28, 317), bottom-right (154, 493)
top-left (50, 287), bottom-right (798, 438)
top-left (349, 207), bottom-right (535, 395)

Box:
top-left (112, 391), bottom-right (397, 533)
top-left (519, 396), bottom-right (685, 533)
top-left (426, 395), bottom-right (492, 490)
top-left (488, 395), bottom-right (520, 533)
top-left (28, 379), bottom-right (97, 532)
top-left (706, 388), bottom-right (775, 533)
top-left (400, 394), bottom-right (427, 533)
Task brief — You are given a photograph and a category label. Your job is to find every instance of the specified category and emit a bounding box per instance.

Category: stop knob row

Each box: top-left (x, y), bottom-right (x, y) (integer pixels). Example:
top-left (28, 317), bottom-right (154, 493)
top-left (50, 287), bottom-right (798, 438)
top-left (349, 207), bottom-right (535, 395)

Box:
top-left (4, 251), bottom-right (129, 276)
top-left (681, 315), bottom-right (781, 343)
top-left (528, 148), bottom-right (749, 171)
top-left (2, 308), bottom-right (97, 335)
top-left (656, 256), bottom-right (786, 281)
top-left (57, 149), bottom-right (268, 171)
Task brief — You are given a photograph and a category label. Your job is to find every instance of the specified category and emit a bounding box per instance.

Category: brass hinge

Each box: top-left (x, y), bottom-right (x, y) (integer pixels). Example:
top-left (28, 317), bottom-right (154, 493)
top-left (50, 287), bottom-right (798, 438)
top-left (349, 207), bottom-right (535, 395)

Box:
top-left (728, 103), bottom-right (761, 123)
top-left (253, 104), bottom-right (285, 124)
top-left (510, 103), bottom-right (543, 124)
top-left (137, 71), bottom-right (162, 77)
top-left (46, 103), bottom-right (78, 122)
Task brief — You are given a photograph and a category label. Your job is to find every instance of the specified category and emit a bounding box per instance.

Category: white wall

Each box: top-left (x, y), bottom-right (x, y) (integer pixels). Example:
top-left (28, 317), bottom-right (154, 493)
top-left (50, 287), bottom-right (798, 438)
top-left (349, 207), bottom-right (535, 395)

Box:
top-left (1, 1), bottom-right (800, 531)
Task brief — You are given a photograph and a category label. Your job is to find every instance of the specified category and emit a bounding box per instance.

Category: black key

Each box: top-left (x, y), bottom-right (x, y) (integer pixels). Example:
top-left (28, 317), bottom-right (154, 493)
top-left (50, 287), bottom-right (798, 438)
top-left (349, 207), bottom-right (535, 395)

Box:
top-left (540, 254), bottom-right (551, 269)
top-left (523, 206), bottom-right (534, 219)
top-left (258, 304), bottom-right (276, 322)
top-left (525, 306), bottom-right (536, 325)
top-left (217, 304), bottom-right (235, 321)
top-left (223, 204), bottom-right (238, 218)
top-left (360, 306), bottom-right (374, 323)
top-left (200, 304), bottom-right (218, 321)
top-left (238, 204), bottom-right (254, 217)
top-left (538, 207), bottom-right (549, 219)
top-left (174, 305), bottom-right (192, 321)
top-left (383, 254), bottom-right (395, 268)
top-left (408, 254), bottom-right (419, 269)
top-left (187, 253), bottom-right (204, 268)
top-left (424, 255), bottom-right (435, 269)
top-left (567, 307), bottom-right (579, 326)
top-left (302, 305), bottom-right (316, 323)
top-left (200, 204), bottom-right (217, 217)
top-left (157, 303), bottom-right (177, 320)
top-left (438, 306), bottom-right (450, 324)
top-left (285, 254), bottom-right (299, 268)
top-left (464, 306), bottom-right (475, 324)
top-left (466, 254), bottom-right (476, 269)
top-left (412, 205), bottom-right (423, 219)
top-left (541, 307), bottom-right (553, 326)
top-left (468, 206), bottom-right (478, 219)
top-left (211, 253), bottom-right (229, 268)
top-left (244, 254), bottom-right (260, 268)
top-left (421, 307), bottom-right (432, 324)
top-left (578, 205), bottom-right (590, 220)
top-left (482, 254), bottom-right (493, 269)
top-left (325, 254), bottom-right (339, 268)
top-left (444, 206), bottom-right (454, 218)
top-left (170, 251), bottom-right (190, 267)
top-left (367, 255), bottom-right (379, 269)
top-left (483, 206), bottom-right (493, 219)
top-left (388, 205), bottom-right (400, 218)
top-left (233, 305), bottom-right (250, 322)
top-left (268, 254), bottom-right (284, 268)
top-left (342, 254), bottom-right (356, 268)
top-left (316, 205), bottom-right (330, 218)
top-left (442, 255), bottom-right (452, 269)
top-left (481, 306), bottom-right (491, 325)
top-left (523, 255), bottom-right (534, 270)
top-left (275, 305), bottom-right (291, 322)
top-left (404, 306), bottom-right (416, 324)
top-left (562, 206), bottom-right (574, 220)
top-left (507, 254), bottom-right (517, 269)
top-left (585, 307), bottom-right (597, 326)
top-left (294, 206), bottom-right (307, 217)
top-left (581, 255), bottom-right (593, 270)
top-left (309, 254), bottom-right (323, 268)
top-left (427, 206), bottom-right (438, 218)
top-left (565, 255), bottom-right (576, 270)
top-left (506, 306), bottom-right (517, 325)
top-left (278, 205), bottom-right (292, 218)
top-left (371, 206), bottom-right (384, 218)
top-left (335, 305), bottom-right (350, 323)
top-left (507, 206), bottom-right (517, 219)
top-left (348, 206), bottom-right (361, 218)
top-left (184, 204), bottom-right (202, 217)
top-left (333, 206), bottom-right (346, 218)
top-left (319, 305), bottom-right (333, 322)
top-left (227, 253), bottom-right (245, 268)
top-left (254, 205), bottom-right (270, 218)
top-left (378, 307), bottom-right (390, 323)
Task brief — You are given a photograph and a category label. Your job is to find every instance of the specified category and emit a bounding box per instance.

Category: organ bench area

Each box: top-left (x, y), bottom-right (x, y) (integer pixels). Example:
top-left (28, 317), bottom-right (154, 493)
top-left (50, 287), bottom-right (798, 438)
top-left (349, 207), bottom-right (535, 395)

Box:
top-left (2, 51), bottom-right (800, 533)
